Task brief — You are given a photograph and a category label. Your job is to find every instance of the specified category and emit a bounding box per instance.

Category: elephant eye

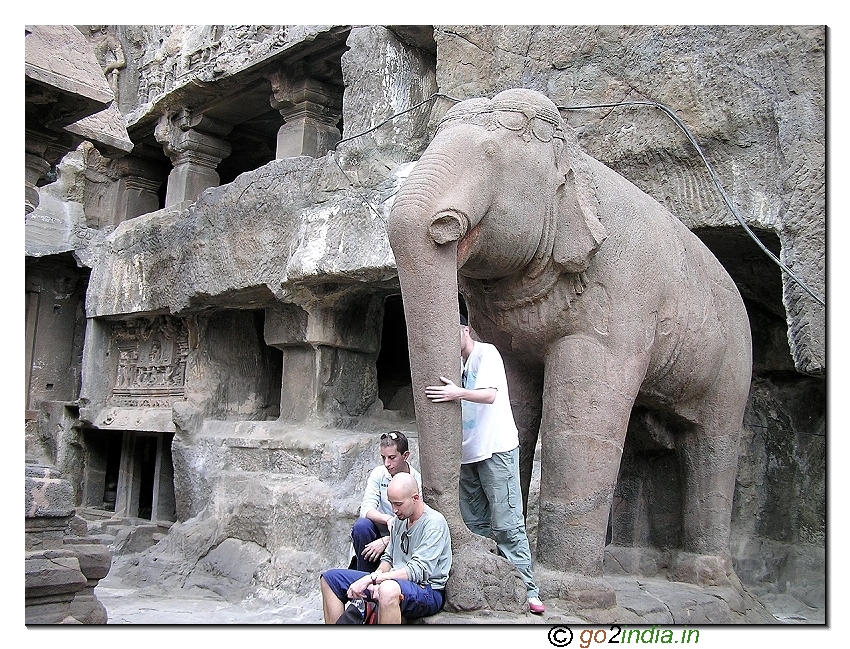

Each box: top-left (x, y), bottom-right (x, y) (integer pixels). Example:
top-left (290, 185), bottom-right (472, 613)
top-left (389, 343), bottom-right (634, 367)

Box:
top-left (496, 110), bottom-right (526, 132)
top-left (531, 120), bottom-right (555, 142)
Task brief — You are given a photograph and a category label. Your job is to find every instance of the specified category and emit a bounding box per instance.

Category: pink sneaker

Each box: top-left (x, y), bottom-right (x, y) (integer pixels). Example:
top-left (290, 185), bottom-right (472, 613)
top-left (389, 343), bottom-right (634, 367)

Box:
top-left (528, 596), bottom-right (546, 614)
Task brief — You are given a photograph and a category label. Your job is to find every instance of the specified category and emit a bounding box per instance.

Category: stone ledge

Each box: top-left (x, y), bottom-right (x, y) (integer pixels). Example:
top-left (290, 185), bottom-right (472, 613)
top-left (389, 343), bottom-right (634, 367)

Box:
top-left (420, 575), bottom-right (776, 625)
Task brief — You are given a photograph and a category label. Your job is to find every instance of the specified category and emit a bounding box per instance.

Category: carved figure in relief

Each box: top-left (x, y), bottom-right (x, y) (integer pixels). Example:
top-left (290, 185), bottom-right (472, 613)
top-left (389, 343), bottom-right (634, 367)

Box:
top-left (116, 349), bottom-right (130, 387)
top-left (88, 26), bottom-right (125, 100)
top-left (112, 317), bottom-right (189, 406)
top-left (388, 89), bottom-right (752, 609)
top-left (149, 340), bottom-right (163, 364)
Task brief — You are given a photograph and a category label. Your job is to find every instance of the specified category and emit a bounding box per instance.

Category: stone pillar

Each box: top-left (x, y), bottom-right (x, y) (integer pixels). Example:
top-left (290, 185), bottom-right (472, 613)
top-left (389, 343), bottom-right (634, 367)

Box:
top-left (265, 295), bottom-right (383, 420)
top-left (24, 132), bottom-right (71, 215)
top-left (114, 432), bottom-right (136, 518)
top-left (268, 70), bottom-right (342, 158)
top-left (25, 135), bottom-right (52, 215)
top-left (82, 143), bottom-right (167, 227)
top-left (155, 110), bottom-right (232, 207)
top-left (112, 153), bottom-right (167, 221)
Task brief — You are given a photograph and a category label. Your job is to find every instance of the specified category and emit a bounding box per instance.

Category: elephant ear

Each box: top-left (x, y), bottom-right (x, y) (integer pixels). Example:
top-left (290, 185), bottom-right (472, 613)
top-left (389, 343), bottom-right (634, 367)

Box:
top-left (552, 138), bottom-right (607, 273)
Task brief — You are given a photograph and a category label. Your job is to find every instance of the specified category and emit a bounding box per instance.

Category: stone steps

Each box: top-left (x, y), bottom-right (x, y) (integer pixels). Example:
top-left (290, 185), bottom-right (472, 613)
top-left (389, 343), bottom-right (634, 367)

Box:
top-left (77, 509), bottom-right (171, 555)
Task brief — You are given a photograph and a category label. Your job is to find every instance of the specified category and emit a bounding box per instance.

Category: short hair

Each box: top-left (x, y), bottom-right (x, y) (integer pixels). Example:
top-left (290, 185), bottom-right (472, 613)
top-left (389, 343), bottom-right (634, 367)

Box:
top-left (380, 430), bottom-right (409, 454)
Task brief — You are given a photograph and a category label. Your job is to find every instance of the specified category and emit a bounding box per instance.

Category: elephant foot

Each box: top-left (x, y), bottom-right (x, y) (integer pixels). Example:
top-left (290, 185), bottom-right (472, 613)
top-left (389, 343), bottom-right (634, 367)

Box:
top-left (604, 544), bottom-right (671, 578)
top-left (669, 552), bottom-right (736, 588)
top-left (535, 566), bottom-right (617, 610)
top-left (444, 533), bottom-right (528, 614)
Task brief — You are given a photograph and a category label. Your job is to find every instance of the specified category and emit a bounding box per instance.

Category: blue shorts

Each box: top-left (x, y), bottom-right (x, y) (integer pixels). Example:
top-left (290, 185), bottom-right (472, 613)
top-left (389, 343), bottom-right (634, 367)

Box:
top-left (321, 568), bottom-right (445, 620)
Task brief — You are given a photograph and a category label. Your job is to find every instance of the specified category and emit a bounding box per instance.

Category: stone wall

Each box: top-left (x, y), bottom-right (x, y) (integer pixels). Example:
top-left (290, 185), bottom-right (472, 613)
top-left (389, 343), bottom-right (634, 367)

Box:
top-left (25, 463), bottom-right (112, 624)
top-left (24, 25), bottom-right (825, 621)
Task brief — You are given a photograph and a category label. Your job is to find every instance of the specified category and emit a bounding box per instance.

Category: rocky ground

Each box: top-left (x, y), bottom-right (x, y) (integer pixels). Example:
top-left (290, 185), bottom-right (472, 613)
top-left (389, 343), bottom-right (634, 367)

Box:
top-left (92, 552), bottom-right (825, 626)
top-left (45, 552), bottom-right (829, 649)
top-left (95, 563), bottom-right (325, 624)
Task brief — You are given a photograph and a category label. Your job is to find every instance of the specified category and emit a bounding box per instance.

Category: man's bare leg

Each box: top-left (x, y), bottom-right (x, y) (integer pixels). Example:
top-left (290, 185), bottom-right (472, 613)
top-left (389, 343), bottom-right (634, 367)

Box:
top-left (320, 576), bottom-right (345, 623)
top-left (376, 580), bottom-right (403, 624)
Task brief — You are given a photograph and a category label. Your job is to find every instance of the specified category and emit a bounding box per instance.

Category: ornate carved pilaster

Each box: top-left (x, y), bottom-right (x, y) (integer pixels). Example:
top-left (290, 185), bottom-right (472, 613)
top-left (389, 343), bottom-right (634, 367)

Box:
top-left (155, 110), bottom-right (232, 207)
top-left (80, 143), bottom-right (166, 229)
top-left (265, 296), bottom-right (382, 420)
top-left (268, 70), bottom-right (342, 159)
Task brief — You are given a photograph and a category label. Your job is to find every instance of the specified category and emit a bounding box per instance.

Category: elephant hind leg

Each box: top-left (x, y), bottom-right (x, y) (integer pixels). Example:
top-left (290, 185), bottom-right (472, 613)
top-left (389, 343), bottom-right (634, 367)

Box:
top-left (677, 425), bottom-right (741, 555)
top-left (672, 399), bottom-right (746, 586)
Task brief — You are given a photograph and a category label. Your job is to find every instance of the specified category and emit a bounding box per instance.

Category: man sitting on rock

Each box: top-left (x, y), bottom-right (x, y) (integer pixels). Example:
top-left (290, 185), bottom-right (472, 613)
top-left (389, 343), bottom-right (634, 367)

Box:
top-left (320, 472), bottom-right (452, 624)
top-left (350, 431), bottom-right (422, 572)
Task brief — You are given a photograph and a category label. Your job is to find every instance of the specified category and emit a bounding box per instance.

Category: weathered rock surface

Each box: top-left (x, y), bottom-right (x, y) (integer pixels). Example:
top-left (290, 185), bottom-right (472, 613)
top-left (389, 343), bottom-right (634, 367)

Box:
top-left (25, 25), bottom-right (824, 625)
top-left (85, 155), bottom-right (401, 318)
top-left (25, 463), bottom-right (112, 624)
top-left (108, 423), bottom-right (420, 605)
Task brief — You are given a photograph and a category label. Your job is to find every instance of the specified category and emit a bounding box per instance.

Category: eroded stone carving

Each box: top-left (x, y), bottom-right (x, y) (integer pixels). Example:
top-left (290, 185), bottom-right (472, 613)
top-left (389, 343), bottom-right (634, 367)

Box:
top-left (87, 26), bottom-right (125, 101)
top-left (111, 316), bottom-right (188, 408)
top-left (25, 463), bottom-right (112, 624)
top-left (135, 26), bottom-right (292, 106)
top-left (388, 89), bottom-right (753, 611)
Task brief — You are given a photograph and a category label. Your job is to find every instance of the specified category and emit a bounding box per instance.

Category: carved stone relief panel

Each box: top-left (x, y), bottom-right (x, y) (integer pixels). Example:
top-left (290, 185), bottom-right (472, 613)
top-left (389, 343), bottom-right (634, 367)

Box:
top-left (111, 316), bottom-right (188, 408)
top-left (135, 25), bottom-right (291, 104)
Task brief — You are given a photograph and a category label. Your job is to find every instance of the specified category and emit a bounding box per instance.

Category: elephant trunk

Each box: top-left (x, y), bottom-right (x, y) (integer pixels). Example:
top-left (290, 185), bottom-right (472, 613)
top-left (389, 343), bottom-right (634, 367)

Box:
top-left (388, 154), bottom-right (471, 542)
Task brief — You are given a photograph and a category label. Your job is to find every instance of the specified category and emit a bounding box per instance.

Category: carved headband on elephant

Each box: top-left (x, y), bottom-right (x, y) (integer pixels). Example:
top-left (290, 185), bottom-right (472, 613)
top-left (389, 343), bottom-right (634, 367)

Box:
top-left (438, 90), bottom-right (563, 144)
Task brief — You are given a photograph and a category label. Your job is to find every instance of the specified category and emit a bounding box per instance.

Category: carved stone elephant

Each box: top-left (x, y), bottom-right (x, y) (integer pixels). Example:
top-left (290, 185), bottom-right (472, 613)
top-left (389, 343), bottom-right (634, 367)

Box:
top-left (387, 88), bottom-right (752, 608)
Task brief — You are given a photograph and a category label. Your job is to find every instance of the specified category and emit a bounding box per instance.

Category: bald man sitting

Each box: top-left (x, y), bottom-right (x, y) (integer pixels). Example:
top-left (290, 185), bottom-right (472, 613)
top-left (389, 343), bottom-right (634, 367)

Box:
top-left (320, 472), bottom-right (452, 624)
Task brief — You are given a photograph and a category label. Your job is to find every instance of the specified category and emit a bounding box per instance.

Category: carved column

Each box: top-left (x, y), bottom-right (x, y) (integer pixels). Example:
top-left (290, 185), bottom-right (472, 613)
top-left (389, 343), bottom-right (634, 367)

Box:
top-left (82, 143), bottom-right (167, 226)
top-left (25, 132), bottom-right (70, 216)
top-left (269, 72), bottom-right (342, 158)
top-left (265, 296), bottom-right (383, 420)
top-left (155, 110), bottom-right (232, 208)
top-left (25, 135), bottom-right (52, 215)
top-left (112, 152), bottom-right (167, 222)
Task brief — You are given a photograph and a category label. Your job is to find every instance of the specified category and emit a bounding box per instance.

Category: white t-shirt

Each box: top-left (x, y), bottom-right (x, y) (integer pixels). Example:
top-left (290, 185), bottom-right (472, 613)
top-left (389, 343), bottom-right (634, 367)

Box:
top-left (460, 341), bottom-right (519, 464)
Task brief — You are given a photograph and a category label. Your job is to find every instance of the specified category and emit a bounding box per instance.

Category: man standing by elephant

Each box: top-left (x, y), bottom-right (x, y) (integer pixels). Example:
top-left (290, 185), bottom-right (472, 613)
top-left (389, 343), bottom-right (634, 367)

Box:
top-left (426, 315), bottom-right (545, 614)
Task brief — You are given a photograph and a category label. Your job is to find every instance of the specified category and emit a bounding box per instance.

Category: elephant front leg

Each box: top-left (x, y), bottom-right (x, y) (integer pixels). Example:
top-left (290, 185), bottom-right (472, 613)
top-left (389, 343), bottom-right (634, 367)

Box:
top-left (503, 354), bottom-right (544, 516)
top-left (536, 335), bottom-right (643, 609)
